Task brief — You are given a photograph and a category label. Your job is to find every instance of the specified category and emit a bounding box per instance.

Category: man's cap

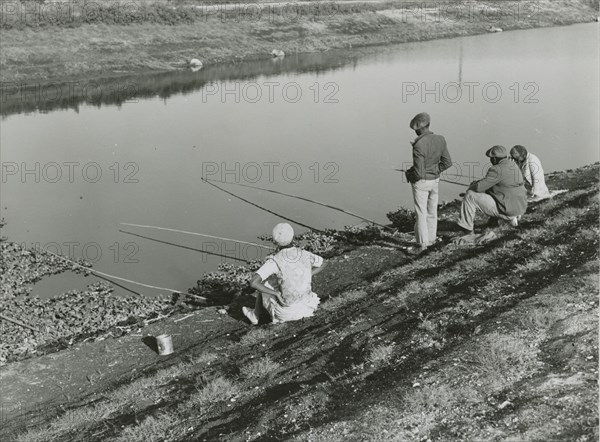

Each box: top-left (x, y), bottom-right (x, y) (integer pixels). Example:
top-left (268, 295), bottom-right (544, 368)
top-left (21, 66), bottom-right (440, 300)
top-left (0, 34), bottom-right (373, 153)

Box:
top-left (272, 223), bottom-right (294, 246)
top-left (485, 145), bottom-right (508, 158)
top-left (409, 112), bottom-right (431, 130)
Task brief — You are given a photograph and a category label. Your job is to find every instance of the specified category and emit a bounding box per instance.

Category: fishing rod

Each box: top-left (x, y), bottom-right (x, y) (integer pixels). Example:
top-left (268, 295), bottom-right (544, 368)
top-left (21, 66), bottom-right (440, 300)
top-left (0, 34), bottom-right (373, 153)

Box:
top-left (392, 169), bottom-right (469, 187)
top-left (119, 229), bottom-right (255, 263)
top-left (200, 177), bottom-right (323, 233)
top-left (120, 223), bottom-right (275, 251)
top-left (32, 243), bottom-right (207, 301)
top-left (203, 178), bottom-right (394, 232)
top-left (0, 314), bottom-right (36, 331)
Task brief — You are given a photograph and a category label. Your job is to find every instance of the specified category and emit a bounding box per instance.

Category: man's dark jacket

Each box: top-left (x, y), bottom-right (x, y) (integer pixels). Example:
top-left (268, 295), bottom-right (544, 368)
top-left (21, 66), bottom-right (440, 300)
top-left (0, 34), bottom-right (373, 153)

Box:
top-left (408, 130), bottom-right (452, 182)
top-left (472, 158), bottom-right (527, 216)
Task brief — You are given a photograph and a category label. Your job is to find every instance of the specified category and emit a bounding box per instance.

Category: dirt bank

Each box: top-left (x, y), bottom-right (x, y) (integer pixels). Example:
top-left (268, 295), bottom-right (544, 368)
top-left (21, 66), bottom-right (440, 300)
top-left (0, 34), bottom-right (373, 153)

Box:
top-left (0, 0), bottom-right (597, 85)
top-left (1, 163), bottom-right (598, 441)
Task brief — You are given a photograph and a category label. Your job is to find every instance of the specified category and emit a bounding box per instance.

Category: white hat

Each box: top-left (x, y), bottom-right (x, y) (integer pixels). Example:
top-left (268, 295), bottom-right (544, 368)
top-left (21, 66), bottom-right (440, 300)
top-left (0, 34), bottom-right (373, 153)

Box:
top-left (272, 223), bottom-right (294, 246)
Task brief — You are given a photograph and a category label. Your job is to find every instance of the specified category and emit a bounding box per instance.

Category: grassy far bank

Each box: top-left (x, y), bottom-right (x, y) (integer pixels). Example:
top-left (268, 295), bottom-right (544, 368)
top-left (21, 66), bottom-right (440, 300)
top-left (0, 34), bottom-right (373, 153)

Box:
top-left (0, 0), bottom-right (598, 84)
top-left (1, 164), bottom-right (598, 441)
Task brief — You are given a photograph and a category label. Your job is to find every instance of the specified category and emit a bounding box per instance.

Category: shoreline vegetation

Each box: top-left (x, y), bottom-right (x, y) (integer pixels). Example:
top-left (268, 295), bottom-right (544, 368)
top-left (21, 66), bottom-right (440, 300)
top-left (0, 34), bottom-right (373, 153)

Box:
top-left (1, 163), bottom-right (598, 441)
top-left (0, 0), bottom-right (598, 88)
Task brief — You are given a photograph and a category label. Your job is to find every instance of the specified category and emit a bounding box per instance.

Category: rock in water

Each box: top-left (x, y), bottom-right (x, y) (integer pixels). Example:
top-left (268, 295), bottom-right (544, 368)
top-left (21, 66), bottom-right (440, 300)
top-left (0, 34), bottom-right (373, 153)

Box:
top-left (189, 58), bottom-right (203, 70)
top-left (271, 49), bottom-right (285, 58)
top-left (488, 27), bottom-right (503, 33)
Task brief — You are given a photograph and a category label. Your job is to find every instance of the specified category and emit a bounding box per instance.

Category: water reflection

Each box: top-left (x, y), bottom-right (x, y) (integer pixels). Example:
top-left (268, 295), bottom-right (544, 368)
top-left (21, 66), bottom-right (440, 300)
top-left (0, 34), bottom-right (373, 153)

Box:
top-left (1, 52), bottom-right (359, 117)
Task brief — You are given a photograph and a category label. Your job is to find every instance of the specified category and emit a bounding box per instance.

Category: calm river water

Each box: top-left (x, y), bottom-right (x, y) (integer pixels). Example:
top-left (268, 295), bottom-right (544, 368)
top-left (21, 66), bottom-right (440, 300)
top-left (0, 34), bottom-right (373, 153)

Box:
top-left (1, 23), bottom-right (598, 297)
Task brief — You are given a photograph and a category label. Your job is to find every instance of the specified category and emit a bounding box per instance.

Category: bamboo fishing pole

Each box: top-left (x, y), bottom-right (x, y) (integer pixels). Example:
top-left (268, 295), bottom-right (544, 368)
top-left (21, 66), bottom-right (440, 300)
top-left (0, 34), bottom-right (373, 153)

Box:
top-left (33, 244), bottom-right (207, 301)
top-left (203, 178), bottom-right (394, 231)
top-left (200, 177), bottom-right (323, 233)
top-left (120, 223), bottom-right (275, 250)
top-left (392, 169), bottom-right (469, 187)
top-left (119, 229), bottom-right (255, 263)
top-left (0, 313), bottom-right (36, 331)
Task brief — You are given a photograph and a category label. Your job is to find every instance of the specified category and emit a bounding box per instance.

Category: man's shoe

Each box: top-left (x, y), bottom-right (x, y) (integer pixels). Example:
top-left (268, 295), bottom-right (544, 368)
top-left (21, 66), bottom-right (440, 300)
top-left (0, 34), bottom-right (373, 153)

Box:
top-left (242, 307), bottom-right (258, 325)
top-left (510, 217), bottom-right (519, 227)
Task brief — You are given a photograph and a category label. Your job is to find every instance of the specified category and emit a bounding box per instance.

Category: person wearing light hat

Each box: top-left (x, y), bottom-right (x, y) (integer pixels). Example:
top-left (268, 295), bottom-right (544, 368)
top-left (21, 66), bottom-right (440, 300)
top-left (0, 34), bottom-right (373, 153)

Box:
top-left (457, 145), bottom-right (527, 233)
top-left (405, 112), bottom-right (453, 250)
top-left (243, 223), bottom-right (327, 325)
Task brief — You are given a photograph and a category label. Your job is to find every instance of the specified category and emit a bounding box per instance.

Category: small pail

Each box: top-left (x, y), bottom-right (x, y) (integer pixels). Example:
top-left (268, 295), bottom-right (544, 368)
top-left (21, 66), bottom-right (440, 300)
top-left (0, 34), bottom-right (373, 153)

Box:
top-left (156, 334), bottom-right (174, 356)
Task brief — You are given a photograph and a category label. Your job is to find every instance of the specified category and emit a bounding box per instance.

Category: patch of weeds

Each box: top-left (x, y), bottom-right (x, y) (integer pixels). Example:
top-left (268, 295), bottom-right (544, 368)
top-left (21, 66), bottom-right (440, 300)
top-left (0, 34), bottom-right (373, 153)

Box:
top-left (465, 332), bottom-right (540, 392)
top-left (284, 389), bottom-right (330, 424)
top-left (417, 312), bottom-right (441, 335)
top-left (15, 402), bottom-right (111, 442)
top-left (519, 306), bottom-right (566, 332)
top-left (548, 206), bottom-right (589, 228)
top-left (411, 331), bottom-right (446, 351)
top-left (111, 376), bottom-right (162, 411)
top-left (514, 258), bottom-right (546, 274)
top-left (454, 299), bottom-right (486, 318)
top-left (383, 288), bottom-right (409, 307)
top-left (515, 244), bottom-right (568, 274)
top-left (184, 352), bottom-right (219, 368)
top-left (519, 226), bottom-right (547, 240)
top-left (348, 316), bottom-right (366, 328)
top-left (239, 356), bottom-right (281, 379)
top-left (411, 312), bottom-right (447, 350)
top-left (239, 328), bottom-right (277, 346)
top-left (386, 207), bottom-right (416, 232)
top-left (398, 383), bottom-right (481, 439)
top-left (112, 413), bottom-right (178, 442)
top-left (187, 377), bottom-right (239, 409)
top-left (478, 278), bottom-right (505, 299)
top-left (321, 289), bottom-right (366, 312)
top-left (367, 343), bottom-right (395, 366)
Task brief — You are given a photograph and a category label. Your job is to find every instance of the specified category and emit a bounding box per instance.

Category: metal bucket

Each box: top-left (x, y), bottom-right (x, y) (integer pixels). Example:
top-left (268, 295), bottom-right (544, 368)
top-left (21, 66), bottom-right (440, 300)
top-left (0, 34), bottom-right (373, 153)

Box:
top-left (156, 334), bottom-right (173, 355)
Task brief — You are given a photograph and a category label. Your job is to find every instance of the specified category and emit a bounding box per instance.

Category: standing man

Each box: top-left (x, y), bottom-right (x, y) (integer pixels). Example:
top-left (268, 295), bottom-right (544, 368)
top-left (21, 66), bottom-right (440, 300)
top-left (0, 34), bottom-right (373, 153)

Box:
top-left (457, 145), bottom-right (527, 233)
top-left (405, 112), bottom-right (452, 250)
top-left (510, 145), bottom-right (550, 199)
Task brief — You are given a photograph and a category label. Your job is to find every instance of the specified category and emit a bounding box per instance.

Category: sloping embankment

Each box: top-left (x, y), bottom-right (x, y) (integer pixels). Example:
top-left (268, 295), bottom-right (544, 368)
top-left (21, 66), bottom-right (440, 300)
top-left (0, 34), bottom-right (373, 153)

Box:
top-left (2, 164), bottom-right (598, 441)
top-left (1, 0), bottom-right (597, 84)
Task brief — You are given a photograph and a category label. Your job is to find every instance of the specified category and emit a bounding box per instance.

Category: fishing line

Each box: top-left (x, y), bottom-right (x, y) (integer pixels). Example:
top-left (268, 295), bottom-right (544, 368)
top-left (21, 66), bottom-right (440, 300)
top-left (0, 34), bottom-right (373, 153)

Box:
top-left (120, 223), bottom-right (275, 250)
top-left (119, 229), bottom-right (254, 263)
top-left (203, 178), bottom-right (394, 231)
top-left (201, 177), bottom-right (323, 233)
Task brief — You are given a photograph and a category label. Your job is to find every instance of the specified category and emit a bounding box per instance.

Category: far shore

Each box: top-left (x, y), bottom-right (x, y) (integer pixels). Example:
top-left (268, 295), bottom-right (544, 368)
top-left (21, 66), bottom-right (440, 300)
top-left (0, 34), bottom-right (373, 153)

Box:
top-left (0, 0), bottom-right (597, 87)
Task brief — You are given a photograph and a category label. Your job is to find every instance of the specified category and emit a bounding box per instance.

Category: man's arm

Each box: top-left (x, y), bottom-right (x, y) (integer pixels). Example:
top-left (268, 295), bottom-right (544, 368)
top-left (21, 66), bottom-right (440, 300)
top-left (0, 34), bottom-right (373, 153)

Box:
top-left (312, 260), bottom-right (327, 276)
top-left (412, 144), bottom-right (426, 181)
top-left (472, 165), bottom-right (501, 192)
top-left (439, 143), bottom-right (452, 173)
top-left (523, 159), bottom-right (533, 186)
top-left (249, 274), bottom-right (284, 305)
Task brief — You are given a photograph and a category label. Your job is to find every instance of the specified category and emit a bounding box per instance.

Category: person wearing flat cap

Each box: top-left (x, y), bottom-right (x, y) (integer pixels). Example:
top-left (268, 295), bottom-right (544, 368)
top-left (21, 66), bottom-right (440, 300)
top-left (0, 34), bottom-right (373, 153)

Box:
top-left (457, 145), bottom-right (527, 233)
top-left (405, 112), bottom-right (453, 250)
top-left (243, 223), bottom-right (327, 325)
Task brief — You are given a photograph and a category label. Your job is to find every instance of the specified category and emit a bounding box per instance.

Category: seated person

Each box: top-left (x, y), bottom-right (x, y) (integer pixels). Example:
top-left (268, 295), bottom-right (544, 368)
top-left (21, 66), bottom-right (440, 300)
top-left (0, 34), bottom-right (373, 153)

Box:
top-left (510, 145), bottom-right (550, 199)
top-left (457, 145), bottom-right (527, 233)
top-left (243, 223), bottom-right (327, 325)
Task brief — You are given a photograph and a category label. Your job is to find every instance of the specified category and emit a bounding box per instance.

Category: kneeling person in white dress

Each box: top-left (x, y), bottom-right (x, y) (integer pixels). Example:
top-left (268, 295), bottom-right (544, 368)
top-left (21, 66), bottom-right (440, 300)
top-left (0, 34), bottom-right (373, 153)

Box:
top-left (510, 145), bottom-right (550, 199)
top-left (243, 223), bottom-right (327, 325)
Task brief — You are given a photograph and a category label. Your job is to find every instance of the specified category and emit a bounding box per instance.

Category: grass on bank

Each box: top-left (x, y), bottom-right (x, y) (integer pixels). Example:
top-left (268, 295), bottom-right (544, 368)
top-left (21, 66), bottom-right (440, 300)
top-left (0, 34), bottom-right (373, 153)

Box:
top-left (13, 169), bottom-right (600, 441)
top-left (1, 0), bottom-right (598, 83)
